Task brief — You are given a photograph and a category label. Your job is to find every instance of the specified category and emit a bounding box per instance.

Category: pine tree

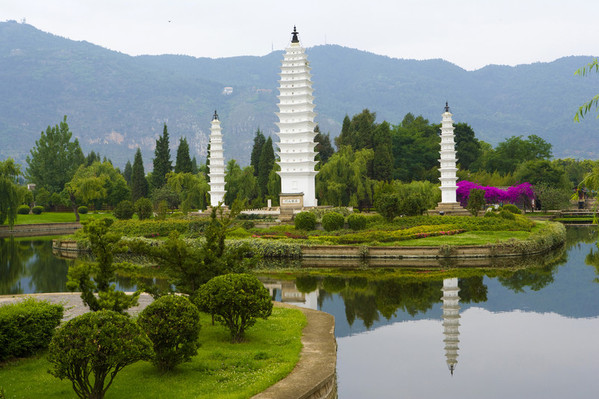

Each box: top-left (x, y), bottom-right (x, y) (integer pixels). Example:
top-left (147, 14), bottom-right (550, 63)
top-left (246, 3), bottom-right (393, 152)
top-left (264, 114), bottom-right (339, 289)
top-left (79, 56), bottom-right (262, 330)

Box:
top-left (152, 124), bottom-right (172, 189)
top-left (250, 129), bottom-right (266, 176)
top-left (372, 122), bottom-right (394, 181)
top-left (123, 161), bottom-right (132, 186)
top-left (175, 137), bottom-right (193, 173)
top-left (258, 137), bottom-right (275, 196)
top-left (315, 126), bottom-right (335, 165)
top-left (191, 157), bottom-right (199, 175)
top-left (131, 148), bottom-right (148, 202)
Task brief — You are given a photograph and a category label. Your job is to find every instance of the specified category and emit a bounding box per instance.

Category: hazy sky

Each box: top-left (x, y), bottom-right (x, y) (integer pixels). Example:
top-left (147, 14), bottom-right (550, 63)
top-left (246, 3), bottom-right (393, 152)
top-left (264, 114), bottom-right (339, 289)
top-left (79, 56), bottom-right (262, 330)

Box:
top-left (2, 0), bottom-right (597, 70)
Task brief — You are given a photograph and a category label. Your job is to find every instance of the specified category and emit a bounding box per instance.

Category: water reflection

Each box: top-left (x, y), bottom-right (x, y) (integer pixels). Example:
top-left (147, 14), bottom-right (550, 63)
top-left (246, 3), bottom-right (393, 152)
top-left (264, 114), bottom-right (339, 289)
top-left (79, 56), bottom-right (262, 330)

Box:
top-left (441, 278), bottom-right (460, 375)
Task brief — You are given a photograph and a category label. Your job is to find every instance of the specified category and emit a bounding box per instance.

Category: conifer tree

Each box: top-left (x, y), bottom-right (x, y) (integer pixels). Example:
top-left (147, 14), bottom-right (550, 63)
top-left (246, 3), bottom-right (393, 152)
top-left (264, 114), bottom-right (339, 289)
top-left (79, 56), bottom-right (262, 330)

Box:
top-left (175, 137), bottom-right (193, 174)
top-left (191, 157), bottom-right (199, 175)
top-left (152, 124), bottom-right (172, 189)
top-left (131, 148), bottom-right (148, 202)
top-left (250, 129), bottom-right (266, 177)
top-left (258, 137), bottom-right (275, 196)
top-left (123, 161), bottom-right (132, 186)
top-left (315, 126), bottom-right (335, 165)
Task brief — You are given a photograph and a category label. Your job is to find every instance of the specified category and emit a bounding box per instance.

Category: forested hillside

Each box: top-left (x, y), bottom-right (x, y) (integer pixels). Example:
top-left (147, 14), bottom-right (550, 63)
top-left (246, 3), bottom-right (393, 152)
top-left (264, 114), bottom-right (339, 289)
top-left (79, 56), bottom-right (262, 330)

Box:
top-left (0, 20), bottom-right (597, 169)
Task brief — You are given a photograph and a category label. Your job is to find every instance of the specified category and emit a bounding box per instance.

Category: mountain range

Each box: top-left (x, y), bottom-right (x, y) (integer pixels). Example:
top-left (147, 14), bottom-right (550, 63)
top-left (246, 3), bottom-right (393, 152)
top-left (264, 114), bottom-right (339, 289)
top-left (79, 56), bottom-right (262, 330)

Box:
top-left (1, 20), bottom-right (597, 170)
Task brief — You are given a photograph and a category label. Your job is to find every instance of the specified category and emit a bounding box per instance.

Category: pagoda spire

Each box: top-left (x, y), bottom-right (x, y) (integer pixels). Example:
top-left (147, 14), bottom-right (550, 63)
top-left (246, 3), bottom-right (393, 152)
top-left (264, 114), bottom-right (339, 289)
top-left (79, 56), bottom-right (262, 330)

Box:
top-left (212, 110), bottom-right (219, 121)
top-left (291, 26), bottom-right (299, 43)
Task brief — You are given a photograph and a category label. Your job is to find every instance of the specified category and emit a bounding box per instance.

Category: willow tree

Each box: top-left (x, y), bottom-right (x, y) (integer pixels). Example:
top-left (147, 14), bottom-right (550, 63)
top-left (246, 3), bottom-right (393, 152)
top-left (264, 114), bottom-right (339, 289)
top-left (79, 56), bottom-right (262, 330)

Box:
top-left (0, 159), bottom-right (21, 227)
top-left (574, 58), bottom-right (599, 122)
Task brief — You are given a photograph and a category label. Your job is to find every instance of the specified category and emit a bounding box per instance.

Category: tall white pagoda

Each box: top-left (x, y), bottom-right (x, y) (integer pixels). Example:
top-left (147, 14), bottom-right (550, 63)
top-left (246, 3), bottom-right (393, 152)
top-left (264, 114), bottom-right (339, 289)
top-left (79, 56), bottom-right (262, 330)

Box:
top-left (275, 26), bottom-right (318, 208)
top-left (432, 103), bottom-right (468, 215)
top-left (441, 278), bottom-right (461, 375)
top-left (208, 110), bottom-right (226, 207)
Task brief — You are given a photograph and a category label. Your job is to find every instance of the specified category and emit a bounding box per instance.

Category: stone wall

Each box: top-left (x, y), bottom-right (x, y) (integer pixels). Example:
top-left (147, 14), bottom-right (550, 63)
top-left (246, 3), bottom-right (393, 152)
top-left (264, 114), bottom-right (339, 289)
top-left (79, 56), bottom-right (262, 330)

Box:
top-left (0, 222), bottom-right (81, 238)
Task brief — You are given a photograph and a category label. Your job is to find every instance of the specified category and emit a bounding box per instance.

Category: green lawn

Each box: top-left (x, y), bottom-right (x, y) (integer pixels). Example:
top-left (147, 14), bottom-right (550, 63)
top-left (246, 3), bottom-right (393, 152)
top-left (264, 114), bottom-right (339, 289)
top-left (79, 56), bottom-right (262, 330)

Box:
top-left (0, 307), bottom-right (306, 399)
top-left (14, 212), bottom-right (113, 224)
top-left (393, 230), bottom-right (533, 246)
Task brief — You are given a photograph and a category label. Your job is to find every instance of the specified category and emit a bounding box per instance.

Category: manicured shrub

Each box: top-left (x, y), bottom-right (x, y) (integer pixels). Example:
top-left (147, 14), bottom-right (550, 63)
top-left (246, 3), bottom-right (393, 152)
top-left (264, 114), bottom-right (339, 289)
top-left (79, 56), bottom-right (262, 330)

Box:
top-left (322, 212), bottom-right (345, 231)
top-left (374, 193), bottom-right (401, 222)
top-left (137, 295), bottom-right (201, 372)
top-left (347, 213), bottom-right (367, 230)
top-left (195, 273), bottom-right (273, 342)
top-left (135, 197), bottom-right (154, 220)
top-left (114, 200), bottom-right (135, 220)
top-left (77, 205), bottom-right (88, 214)
top-left (31, 205), bottom-right (44, 215)
top-left (502, 204), bottom-right (521, 214)
top-left (0, 298), bottom-right (64, 361)
top-left (48, 310), bottom-right (152, 399)
top-left (499, 209), bottom-right (516, 220)
top-left (294, 211), bottom-right (317, 231)
top-left (17, 204), bottom-right (30, 215)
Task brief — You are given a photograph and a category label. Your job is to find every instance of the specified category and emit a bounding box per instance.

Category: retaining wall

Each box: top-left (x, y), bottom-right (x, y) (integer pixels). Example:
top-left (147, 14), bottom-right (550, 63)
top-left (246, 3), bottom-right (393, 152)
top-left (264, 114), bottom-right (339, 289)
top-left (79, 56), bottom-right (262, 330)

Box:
top-left (0, 222), bottom-right (81, 238)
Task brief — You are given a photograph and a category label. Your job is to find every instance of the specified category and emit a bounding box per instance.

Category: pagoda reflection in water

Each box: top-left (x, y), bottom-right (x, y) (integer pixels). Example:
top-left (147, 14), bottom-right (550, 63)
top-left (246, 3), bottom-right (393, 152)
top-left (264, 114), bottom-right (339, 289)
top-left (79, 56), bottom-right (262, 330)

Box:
top-left (441, 278), bottom-right (461, 375)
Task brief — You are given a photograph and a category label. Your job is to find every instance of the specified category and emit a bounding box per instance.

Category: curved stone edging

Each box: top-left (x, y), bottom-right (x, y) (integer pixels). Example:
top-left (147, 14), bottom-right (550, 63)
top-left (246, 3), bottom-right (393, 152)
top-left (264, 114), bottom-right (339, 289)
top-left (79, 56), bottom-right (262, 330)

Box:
top-left (0, 222), bottom-right (81, 238)
top-left (252, 303), bottom-right (337, 399)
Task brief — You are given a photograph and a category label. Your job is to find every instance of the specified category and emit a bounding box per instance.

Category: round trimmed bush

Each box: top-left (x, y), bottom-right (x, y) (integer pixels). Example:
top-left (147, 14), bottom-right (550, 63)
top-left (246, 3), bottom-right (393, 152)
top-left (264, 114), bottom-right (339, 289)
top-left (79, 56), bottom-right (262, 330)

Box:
top-left (77, 206), bottom-right (88, 215)
top-left (347, 213), bottom-right (367, 230)
top-left (135, 197), bottom-right (153, 220)
top-left (48, 310), bottom-right (152, 399)
top-left (114, 200), bottom-right (134, 220)
top-left (195, 273), bottom-right (273, 342)
top-left (322, 212), bottom-right (344, 231)
top-left (137, 295), bottom-right (201, 372)
top-left (499, 209), bottom-right (516, 220)
top-left (294, 211), bottom-right (317, 231)
top-left (502, 204), bottom-right (521, 215)
top-left (31, 205), bottom-right (43, 215)
top-left (17, 204), bottom-right (30, 215)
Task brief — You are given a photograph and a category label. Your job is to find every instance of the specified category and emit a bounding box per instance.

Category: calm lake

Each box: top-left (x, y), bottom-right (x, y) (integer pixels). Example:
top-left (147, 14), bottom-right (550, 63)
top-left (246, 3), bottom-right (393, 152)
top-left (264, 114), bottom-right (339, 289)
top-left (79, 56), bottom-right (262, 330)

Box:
top-left (2, 226), bottom-right (599, 398)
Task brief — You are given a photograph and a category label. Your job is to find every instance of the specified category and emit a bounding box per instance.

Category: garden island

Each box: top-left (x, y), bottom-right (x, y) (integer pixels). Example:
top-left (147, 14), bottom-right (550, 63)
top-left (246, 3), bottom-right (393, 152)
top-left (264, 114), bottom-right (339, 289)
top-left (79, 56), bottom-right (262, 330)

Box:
top-left (1, 26), bottom-right (595, 399)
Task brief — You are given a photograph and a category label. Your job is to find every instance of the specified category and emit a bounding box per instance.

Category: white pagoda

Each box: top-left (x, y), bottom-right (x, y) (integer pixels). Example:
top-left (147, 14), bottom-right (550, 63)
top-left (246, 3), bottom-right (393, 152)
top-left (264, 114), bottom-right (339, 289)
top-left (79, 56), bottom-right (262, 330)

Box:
top-left (441, 278), bottom-right (461, 375)
top-left (208, 110), bottom-right (226, 207)
top-left (432, 103), bottom-right (468, 215)
top-left (275, 26), bottom-right (318, 208)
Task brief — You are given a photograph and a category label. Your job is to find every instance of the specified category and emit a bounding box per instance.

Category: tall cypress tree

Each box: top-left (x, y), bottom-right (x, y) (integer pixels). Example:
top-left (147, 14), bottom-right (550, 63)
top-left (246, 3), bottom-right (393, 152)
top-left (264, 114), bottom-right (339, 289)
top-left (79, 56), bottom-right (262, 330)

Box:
top-left (131, 148), bottom-right (148, 202)
top-left (315, 126), bottom-right (335, 165)
top-left (123, 160), bottom-right (132, 185)
top-left (258, 136), bottom-right (275, 196)
top-left (250, 129), bottom-right (266, 176)
top-left (152, 123), bottom-right (172, 189)
top-left (175, 137), bottom-right (193, 173)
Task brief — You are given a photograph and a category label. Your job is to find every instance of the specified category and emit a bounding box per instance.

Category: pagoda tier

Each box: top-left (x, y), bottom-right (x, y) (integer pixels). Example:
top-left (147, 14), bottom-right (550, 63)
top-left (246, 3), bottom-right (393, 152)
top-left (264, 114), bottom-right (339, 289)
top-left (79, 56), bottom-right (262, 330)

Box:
top-left (439, 103), bottom-right (458, 204)
top-left (275, 27), bottom-right (318, 207)
top-left (208, 111), bottom-right (226, 207)
top-left (441, 278), bottom-right (461, 375)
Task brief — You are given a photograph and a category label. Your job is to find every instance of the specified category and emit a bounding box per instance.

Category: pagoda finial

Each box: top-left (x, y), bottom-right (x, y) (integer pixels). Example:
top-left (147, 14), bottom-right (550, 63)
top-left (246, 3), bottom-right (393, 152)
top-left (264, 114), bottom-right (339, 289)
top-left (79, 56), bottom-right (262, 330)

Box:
top-left (213, 110), bottom-right (219, 121)
top-left (445, 101), bottom-right (450, 113)
top-left (291, 26), bottom-right (299, 43)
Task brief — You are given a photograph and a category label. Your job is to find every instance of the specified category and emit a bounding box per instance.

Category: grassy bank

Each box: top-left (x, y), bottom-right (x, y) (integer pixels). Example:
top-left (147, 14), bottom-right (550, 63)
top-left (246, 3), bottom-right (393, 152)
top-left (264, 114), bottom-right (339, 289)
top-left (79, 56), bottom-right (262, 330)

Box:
top-left (14, 212), bottom-right (112, 224)
top-left (0, 307), bottom-right (306, 399)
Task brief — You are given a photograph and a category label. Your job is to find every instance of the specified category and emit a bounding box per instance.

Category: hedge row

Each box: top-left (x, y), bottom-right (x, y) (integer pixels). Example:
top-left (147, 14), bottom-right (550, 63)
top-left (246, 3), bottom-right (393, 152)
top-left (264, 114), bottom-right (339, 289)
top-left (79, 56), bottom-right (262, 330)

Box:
top-left (309, 224), bottom-right (465, 245)
top-left (388, 214), bottom-right (534, 232)
top-left (0, 298), bottom-right (64, 361)
top-left (110, 218), bottom-right (212, 237)
top-left (491, 221), bottom-right (566, 255)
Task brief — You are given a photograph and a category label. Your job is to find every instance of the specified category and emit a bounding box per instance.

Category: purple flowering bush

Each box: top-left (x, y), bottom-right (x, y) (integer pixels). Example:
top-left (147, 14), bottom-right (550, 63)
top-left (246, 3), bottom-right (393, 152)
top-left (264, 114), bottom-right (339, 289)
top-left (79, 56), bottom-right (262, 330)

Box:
top-left (457, 181), bottom-right (535, 209)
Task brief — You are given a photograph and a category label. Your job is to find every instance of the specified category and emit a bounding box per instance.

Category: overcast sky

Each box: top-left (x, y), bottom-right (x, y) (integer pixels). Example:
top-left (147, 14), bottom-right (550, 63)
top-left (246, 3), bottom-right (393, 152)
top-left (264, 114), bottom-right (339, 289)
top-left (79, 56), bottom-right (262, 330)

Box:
top-left (2, 0), bottom-right (597, 71)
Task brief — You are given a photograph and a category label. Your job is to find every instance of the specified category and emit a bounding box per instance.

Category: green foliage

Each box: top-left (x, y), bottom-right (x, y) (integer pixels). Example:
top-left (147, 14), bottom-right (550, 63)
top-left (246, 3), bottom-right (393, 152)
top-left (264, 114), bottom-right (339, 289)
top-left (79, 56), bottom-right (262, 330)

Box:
top-left (347, 213), bottom-right (368, 230)
top-left (195, 274), bottom-right (273, 342)
top-left (78, 205), bottom-right (88, 214)
top-left (257, 136), bottom-right (275, 197)
top-left (313, 224), bottom-right (464, 245)
top-left (322, 212), bottom-right (345, 231)
top-left (294, 211), bottom-right (317, 230)
top-left (114, 200), bottom-right (135, 220)
top-left (110, 218), bottom-right (210, 237)
top-left (134, 197), bottom-right (153, 220)
top-left (387, 214), bottom-right (534, 232)
top-left (574, 58), bottom-right (599, 122)
top-left (374, 181), bottom-right (438, 220)
top-left (151, 124), bottom-right (173, 190)
top-left (467, 188), bottom-right (486, 216)
top-left (123, 160), bottom-right (132, 185)
top-left (295, 275), bottom-right (319, 293)
top-left (31, 205), bottom-right (43, 215)
top-left (17, 204), bottom-right (30, 215)
top-left (533, 184), bottom-right (571, 211)
top-left (0, 298), bottom-right (63, 361)
top-left (228, 239), bottom-right (302, 259)
top-left (131, 148), bottom-right (148, 202)
top-left (137, 295), bottom-right (201, 372)
top-left (48, 310), bottom-right (153, 399)
top-left (314, 127), bottom-right (334, 165)
top-left (250, 129), bottom-right (266, 177)
top-left (67, 218), bottom-right (140, 313)
top-left (174, 137), bottom-right (193, 174)
top-left (502, 204), bottom-right (521, 215)
top-left (454, 122), bottom-right (482, 170)
top-left (0, 158), bottom-right (21, 227)
top-left (225, 160), bottom-right (260, 207)
top-left (499, 209), bottom-right (516, 220)
top-left (514, 159), bottom-right (569, 189)
top-left (479, 135), bottom-right (552, 175)
top-left (166, 171), bottom-right (209, 212)
top-left (374, 192), bottom-right (401, 222)
top-left (26, 115), bottom-right (85, 193)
